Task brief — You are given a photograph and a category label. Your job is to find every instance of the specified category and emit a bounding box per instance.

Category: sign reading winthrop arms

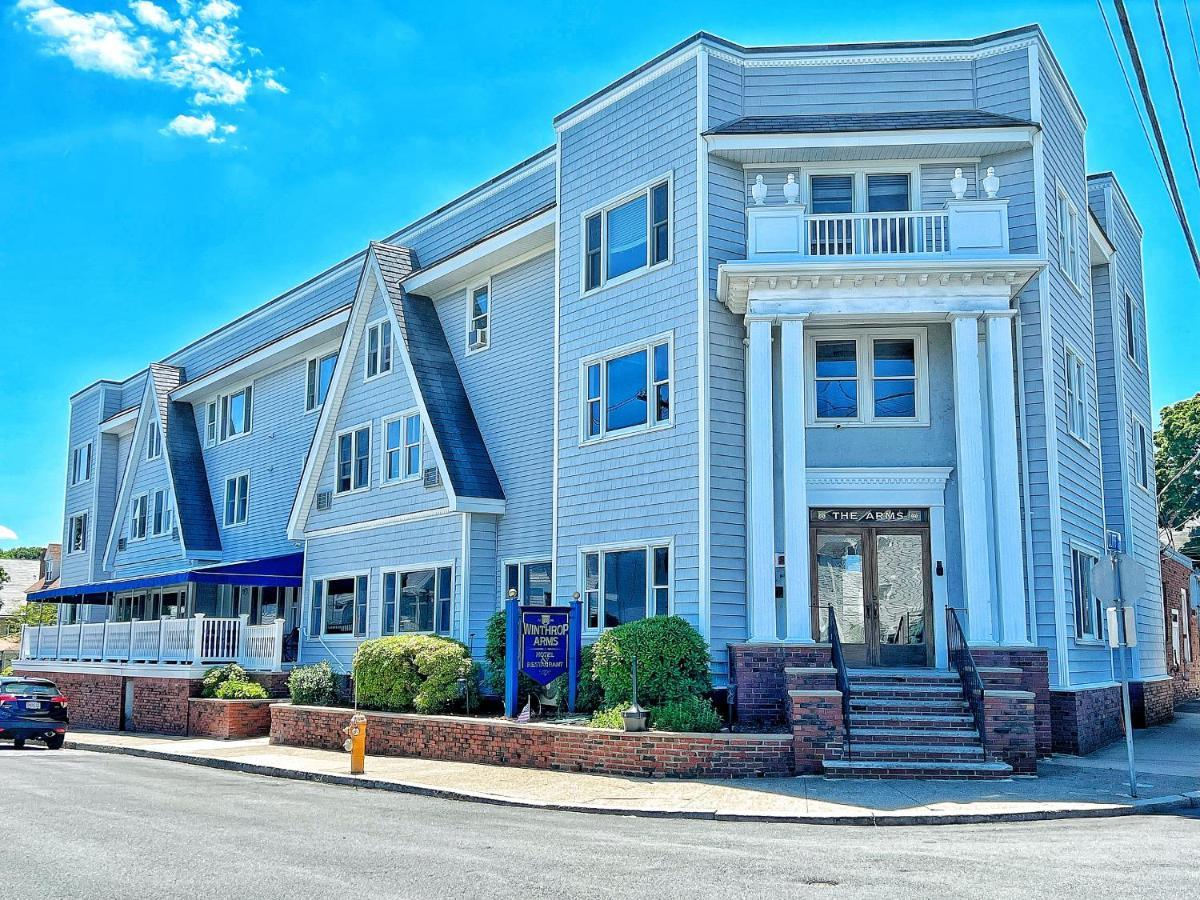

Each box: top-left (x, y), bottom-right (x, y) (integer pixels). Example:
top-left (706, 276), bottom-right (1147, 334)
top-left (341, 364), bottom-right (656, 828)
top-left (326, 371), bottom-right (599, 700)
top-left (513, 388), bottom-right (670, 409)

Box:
top-left (519, 606), bottom-right (571, 685)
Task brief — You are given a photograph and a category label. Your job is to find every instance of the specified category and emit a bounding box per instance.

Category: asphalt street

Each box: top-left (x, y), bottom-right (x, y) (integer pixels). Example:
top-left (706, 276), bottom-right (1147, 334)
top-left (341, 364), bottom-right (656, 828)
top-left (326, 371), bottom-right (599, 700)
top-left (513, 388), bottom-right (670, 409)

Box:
top-left (4, 747), bottom-right (1198, 899)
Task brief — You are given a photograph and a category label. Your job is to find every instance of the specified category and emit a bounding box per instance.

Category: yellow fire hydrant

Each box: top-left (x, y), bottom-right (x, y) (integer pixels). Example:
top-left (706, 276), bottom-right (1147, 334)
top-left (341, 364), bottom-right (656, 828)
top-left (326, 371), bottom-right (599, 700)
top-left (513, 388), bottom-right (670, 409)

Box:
top-left (342, 713), bottom-right (367, 775)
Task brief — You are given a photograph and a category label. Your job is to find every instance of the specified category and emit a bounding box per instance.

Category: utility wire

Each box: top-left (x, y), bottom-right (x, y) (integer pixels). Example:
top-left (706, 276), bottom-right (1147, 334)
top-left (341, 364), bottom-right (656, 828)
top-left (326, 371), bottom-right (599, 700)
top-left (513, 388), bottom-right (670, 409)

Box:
top-left (1114, 0), bottom-right (1200, 277)
top-left (1154, 0), bottom-right (1200, 193)
top-left (1185, 0), bottom-right (1200, 77)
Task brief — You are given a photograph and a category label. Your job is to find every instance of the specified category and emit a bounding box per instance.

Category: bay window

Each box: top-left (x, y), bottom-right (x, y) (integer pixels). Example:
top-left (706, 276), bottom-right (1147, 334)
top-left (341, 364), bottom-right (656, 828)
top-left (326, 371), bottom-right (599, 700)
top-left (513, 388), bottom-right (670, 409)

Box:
top-left (582, 543), bottom-right (670, 630)
top-left (583, 177), bottom-right (671, 292)
top-left (583, 336), bottom-right (671, 441)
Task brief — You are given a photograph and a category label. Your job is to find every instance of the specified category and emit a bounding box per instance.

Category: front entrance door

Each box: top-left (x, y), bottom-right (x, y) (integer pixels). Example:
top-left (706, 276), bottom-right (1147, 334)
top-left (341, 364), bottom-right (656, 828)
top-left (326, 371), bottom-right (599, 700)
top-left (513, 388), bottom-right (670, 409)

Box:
top-left (809, 509), bottom-right (932, 667)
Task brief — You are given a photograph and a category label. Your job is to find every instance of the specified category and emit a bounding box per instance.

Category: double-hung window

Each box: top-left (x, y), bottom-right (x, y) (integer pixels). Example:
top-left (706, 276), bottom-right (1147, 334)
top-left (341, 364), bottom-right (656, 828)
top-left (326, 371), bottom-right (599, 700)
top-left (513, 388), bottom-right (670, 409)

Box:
top-left (1124, 292), bottom-right (1141, 366)
top-left (1134, 418), bottom-right (1151, 490)
top-left (224, 473), bottom-right (249, 527)
top-left (583, 337), bottom-right (671, 441)
top-left (1065, 345), bottom-right (1088, 441)
top-left (311, 574), bottom-right (368, 638)
top-left (205, 401), bottom-right (218, 446)
top-left (336, 425), bottom-right (371, 493)
top-left (504, 559), bottom-right (553, 604)
top-left (306, 351), bottom-right (338, 412)
top-left (151, 489), bottom-right (173, 536)
top-left (381, 566), bottom-right (453, 635)
top-left (129, 494), bottom-right (148, 541)
top-left (582, 544), bottom-right (670, 630)
top-left (468, 284), bottom-right (490, 352)
top-left (383, 413), bottom-right (421, 483)
top-left (219, 386), bottom-right (252, 442)
top-left (68, 512), bottom-right (88, 554)
top-left (1072, 547), bottom-right (1103, 641)
top-left (365, 320), bottom-right (392, 379)
top-left (810, 330), bottom-right (926, 425)
top-left (1057, 189), bottom-right (1080, 286)
top-left (583, 178), bottom-right (671, 292)
top-left (146, 422), bottom-right (162, 460)
top-left (70, 442), bottom-right (93, 486)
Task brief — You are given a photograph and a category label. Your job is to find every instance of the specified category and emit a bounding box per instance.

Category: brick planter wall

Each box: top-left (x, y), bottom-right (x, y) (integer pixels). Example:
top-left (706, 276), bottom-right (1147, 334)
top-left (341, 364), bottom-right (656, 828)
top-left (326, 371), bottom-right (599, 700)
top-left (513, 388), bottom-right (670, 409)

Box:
top-left (1130, 678), bottom-right (1174, 728)
top-left (1050, 685), bottom-right (1123, 754)
top-left (789, 690), bottom-right (845, 774)
top-left (249, 673), bottom-right (291, 698)
top-left (981, 690), bottom-right (1037, 774)
top-left (188, 698), bottom-right (275, 739)
top-left (972, 647), bottom-right (1051, 757)
top-left (14, 669), bottom-right (121, 731)
top-left (270, 704), bottom-right (795, 779)
top-left (129, 677), bottom-right (203, 735)
top-left (728, 643), bottom-right (832, 730)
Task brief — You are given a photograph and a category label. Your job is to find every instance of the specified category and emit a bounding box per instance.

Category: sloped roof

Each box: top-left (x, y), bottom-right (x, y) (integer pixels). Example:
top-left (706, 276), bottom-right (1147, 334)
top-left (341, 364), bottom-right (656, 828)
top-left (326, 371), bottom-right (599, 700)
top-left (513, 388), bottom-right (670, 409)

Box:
top-left (705, 110), bottom-right (1033, 136)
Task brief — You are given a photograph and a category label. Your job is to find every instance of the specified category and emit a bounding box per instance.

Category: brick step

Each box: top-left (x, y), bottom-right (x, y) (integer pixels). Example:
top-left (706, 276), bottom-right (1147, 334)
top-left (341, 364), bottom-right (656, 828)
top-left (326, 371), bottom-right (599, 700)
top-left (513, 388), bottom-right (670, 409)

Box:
top-left (822, 759), bottom-right (1013, 779)
top-left (847, 743), bottom-right (986, 761)
top-left (977, 666), bottom-right (1024, 689)
top-left (850, 683), bottom-right (964, 699)
top-left (849, 713), bottom-right (977, 729)
top-left (849, 727), bottom-right (982, 745)
top-left (848, 669), bottom-right (960, 685)
top-left (849, 697), bottom-right (969, 714)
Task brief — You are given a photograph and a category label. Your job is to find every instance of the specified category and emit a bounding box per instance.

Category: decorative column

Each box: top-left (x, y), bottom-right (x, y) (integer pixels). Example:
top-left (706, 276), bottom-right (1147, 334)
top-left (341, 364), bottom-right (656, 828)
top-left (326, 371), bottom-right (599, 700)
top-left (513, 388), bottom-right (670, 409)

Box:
top-left (781, 317), bottom-right (813, 642)
top-left (950, 314), bottom-right (995, 642)
top-left (985, 313), bottom-right (1030, 644)
top-left (748, 319), bottom-right (778, 642)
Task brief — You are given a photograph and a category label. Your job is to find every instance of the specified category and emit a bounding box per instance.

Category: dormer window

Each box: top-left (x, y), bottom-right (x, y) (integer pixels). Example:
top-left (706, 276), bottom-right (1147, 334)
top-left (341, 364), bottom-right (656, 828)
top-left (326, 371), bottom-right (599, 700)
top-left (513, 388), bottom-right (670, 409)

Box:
top-left (365, 320), bottom-right (392, 380)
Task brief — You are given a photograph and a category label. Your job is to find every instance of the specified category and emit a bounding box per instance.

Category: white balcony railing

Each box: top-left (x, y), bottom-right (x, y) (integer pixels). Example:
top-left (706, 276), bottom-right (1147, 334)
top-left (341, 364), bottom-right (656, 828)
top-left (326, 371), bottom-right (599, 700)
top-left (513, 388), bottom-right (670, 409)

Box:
top-left (16, 614), bottom-right (287, 672)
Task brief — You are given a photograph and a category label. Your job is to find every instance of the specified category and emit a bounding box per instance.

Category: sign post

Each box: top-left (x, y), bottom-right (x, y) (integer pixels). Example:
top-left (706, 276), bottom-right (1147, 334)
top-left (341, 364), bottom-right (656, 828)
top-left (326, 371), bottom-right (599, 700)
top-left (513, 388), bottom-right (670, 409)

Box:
top-left (1093, 538), bottom-right (1143, 798)
top-left (504, 596), bottom-right (519, 719)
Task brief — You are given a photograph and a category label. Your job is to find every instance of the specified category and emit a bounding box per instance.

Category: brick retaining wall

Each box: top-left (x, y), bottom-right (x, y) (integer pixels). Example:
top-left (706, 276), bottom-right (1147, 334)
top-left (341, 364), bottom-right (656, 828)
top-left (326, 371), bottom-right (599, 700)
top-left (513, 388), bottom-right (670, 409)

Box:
top-left (15, 669), bottom-right (122, 731)
top-left (972, 647), bottom-right (1051, 757)
top-left (789, 690), bottom-right (845, 774)
top-left (981, 690), bottom-right (1037, 774)
top-left (270, 704), bottom-right (795, 779)
top-left (130, 677), bottom-right (202, 735)
top-left (728, 643), bottom-right (832, 730)
top-left (188, 698), bottom-right (275, 739)
top-left (1130, 678), bottom-right (1174, 729)
top-left (1050, 685), bottom-right (1123, 754)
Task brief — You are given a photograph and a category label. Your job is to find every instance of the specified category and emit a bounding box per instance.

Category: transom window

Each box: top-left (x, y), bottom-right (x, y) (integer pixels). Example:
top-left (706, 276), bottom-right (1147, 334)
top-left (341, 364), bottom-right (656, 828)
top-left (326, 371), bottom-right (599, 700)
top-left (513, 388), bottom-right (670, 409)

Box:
top-left (582, 543), bottom-right (670, 630)
top-left (505, 559), bottom-right (552, 604)
top-left (382, 567), bottom-right (453, 635)
top-left (808, 330), bottom-right (927, 425)
top-left (306, 351), bottom-right (338, 412)
top-left (224, 473), bottom-right (249, 527)
top-left (1057, 188), bottom-right (1081, 286)
top-left (70, 442), bottom-right (93, 486)
top-left (68, 511), bottom-right (88, 555)
top-left (146, 420), bottom-right (162, 460)
top-left (365, 320), bottom-right (392, 379)
top-left (383, 413), bottom-right (421, 484)
top-left (311, 574), bottom-right (368, 638)
top-left (336, 425), bottom-right (371, 494)
top-left (215, 385), bottom-right (252, 443)
top-left (152, 488), bottom-right (173, 536)
top-left (129, 494), bottom-right (148, 542)
top-left (1065, 345), bottom-right (1088, 441)
top-left (468, 284), bottom-right (490, 352)
top-left (1072, 546), bottom-right (1103, 641)
top-left (583, 337), bottom-right (671, 441)
top-left (583, 177), bottom-right (671, 292)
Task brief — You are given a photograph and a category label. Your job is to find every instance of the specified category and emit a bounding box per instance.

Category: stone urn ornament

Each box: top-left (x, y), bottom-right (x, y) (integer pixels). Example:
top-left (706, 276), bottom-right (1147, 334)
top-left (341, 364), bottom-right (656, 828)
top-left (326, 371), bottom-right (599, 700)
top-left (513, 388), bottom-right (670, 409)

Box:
top-left (751, 174), bottom-right (768, 206)
top-left (782, 173), bottom-right (800, 204)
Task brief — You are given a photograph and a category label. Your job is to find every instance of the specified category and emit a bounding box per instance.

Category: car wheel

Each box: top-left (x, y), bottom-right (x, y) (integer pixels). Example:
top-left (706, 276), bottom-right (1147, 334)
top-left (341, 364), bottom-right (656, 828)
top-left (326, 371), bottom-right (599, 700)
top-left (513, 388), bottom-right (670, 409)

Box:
top-left (12, 738), bottom-right (25, 749)
top-left (45, 734), bottom-right (65, 750)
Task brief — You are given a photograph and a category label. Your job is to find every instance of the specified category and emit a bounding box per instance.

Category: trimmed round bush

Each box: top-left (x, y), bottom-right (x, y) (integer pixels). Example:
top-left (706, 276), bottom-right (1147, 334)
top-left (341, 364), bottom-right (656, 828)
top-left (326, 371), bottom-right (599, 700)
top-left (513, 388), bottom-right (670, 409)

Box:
top-left (288, 661), bottom-right (339, 706)
top-left (213, 679), bottom-right (269, 700)
top-left (588, 705), bottom-right (626, 730)
top-left (202, 663), bottom-right (248, 698)
top-left (650, 696), bottom-right (722, 733)
top-left (353, 635), bottom-right (476, 714)
top-left (590, 616), bottom-right (711, 709)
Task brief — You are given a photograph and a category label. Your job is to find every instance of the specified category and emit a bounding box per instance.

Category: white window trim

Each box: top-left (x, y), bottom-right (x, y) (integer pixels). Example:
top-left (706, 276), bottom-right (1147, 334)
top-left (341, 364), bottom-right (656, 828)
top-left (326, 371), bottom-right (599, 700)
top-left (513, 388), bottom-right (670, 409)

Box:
top-left (364, 318), bottom-right (393, 382)
top-left (212, 382), bottom-right (253, 445)
top-left (380, 561), bottom-right (456, 636)
top-left (801, 164), bottom-right (923, 213)
top-left (1064, 341), bottom-right (1090, 445)
top-left (311, 570), bottom-right (371, 641)
top-left (502, 556), bottom-right (554, 604)
top-left (1056, 182), bottom-right (1083, 291)
top-left (1133, 415), bottom-right (1152, 493)
top-left (578, 331), bottom-right (674, 446)
top-left (205, 400), bottom-right (218, 447)
top-left (129, 493), bottom-right (148, 543)
top-left (380, 410), bottom-right (421, 486)
top-left (805, 327), bottom-right (930, 427)
top-left (577, 537), bottom-right (674, 633)
top-left (465, 279), bottom-right (491, 355)
top-left (305, 349), bottom-right (339, 414)
top-left (1070, 540), bottom-right (1105, 644)
top-left (151, 488), bottom-right (173, 537)
top-left (1123, 290), bottom-right (1145, 372)
top-left (334, 421), bottom-right (372, 495)
top-left (223, 471), bottom-right (251, 528)
top-left (66, 510), bottom-right (90, 556)
top-left (579, 171), bottom-right (674, 298)
top-left (70, 441), bottom-right (93, 486)
top-left (146, 421), bottom-right (162, 461)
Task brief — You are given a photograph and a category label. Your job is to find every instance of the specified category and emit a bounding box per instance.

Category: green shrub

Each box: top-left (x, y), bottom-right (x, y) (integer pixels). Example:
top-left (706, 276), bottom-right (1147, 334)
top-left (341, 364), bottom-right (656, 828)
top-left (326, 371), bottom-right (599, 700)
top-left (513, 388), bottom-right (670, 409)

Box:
top-left (288, 661), bottom-right (339, 707)
top-left (201, 663), bottom-right (248, 698)
top-left (0, 665), bottom-right (12, 677)
top-left (550, 643), bottom-right (602, 714)
top-left (483, 609), bottom-right (541, 699)
top-left (588, 705), bottom-right (626, 730)
top-left (590, 616), bottom-right (711, 709)
top-left (650, 696), bottom-right (722, 733)
top-left (353, 635), bottom-right (475, 714)
top-left (214, 679), bottom-right (269, 700)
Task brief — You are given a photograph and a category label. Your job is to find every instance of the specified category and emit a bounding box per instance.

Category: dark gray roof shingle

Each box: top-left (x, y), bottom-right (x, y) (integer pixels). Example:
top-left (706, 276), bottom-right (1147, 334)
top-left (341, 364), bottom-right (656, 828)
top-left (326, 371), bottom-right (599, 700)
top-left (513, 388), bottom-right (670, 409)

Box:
top-left (706, 110), bottom-right (1033, 136)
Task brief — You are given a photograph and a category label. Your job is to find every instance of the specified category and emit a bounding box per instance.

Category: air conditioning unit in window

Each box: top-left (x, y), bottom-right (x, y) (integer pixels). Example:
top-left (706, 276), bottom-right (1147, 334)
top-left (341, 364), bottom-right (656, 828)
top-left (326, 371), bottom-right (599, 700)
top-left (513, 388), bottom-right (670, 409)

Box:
top-left (423, 467), bottom-right (441, 488)
top-left (470, 327), bottom-right (488, 348)
top-left (315, 490), bottom-right (333, 512)
top-left (171, 526), bottom-right (179, 540)
top-left (117, 537), bottom-right (127, 551)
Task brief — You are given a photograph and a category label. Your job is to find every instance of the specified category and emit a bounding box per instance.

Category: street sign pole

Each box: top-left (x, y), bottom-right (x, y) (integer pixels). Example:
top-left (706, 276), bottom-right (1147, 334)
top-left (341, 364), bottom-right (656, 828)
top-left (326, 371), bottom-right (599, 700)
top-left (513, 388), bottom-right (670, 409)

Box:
top-left (1104, 542), bottom-right (1138, 799)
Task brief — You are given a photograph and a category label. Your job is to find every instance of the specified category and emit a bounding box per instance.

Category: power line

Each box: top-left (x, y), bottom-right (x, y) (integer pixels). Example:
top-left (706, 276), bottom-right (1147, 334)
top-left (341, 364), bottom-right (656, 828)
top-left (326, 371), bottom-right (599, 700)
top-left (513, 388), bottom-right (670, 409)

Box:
top-left (1153, 0), bottom-right (1200, 193)
top-left (1114, 0), bottom-right (1200, 277)
top-left (1184, 0), bottom-right (1200, 78)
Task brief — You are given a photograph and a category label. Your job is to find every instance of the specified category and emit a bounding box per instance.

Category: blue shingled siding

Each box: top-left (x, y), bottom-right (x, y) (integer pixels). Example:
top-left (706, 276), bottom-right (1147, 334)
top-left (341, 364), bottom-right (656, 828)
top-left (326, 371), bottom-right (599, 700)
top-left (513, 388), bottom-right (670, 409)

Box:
top-left (743, 60), bottom-right (977, 115)
top-left (974, 47), bottom-right (1032, 119)
top-left (60, 386), bottom-right (104, 587)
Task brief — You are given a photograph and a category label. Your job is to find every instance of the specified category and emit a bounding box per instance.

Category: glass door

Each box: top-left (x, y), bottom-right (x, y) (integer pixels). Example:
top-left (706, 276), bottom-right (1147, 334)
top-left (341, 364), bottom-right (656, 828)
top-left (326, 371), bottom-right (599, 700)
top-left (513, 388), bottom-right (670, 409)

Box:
top-left (812, 529), bottom-right (869, 667)
top-left (872, 530), bottom-right (930, 667)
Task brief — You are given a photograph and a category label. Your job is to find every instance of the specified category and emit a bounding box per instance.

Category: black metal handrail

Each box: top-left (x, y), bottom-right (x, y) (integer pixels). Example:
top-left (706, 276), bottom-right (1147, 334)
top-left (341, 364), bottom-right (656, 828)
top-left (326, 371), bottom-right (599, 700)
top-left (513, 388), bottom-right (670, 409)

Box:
top-left (826, 605), bottom-right (853, 760)
top-left (945, 607), bottom-right (988, 753)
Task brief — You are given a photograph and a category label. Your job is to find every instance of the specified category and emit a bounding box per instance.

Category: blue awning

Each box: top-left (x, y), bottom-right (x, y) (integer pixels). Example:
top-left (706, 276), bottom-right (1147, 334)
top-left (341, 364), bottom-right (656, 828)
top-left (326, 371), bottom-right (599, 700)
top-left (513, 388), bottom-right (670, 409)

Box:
top-left (26, 553), bottom-right (304, 603)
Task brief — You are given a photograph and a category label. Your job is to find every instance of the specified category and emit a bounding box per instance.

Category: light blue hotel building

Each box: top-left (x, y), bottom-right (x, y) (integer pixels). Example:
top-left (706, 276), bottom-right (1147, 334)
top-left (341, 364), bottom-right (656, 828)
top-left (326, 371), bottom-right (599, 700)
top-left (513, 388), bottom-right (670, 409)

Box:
top-left (21, 25), bottom-right (1166, 753)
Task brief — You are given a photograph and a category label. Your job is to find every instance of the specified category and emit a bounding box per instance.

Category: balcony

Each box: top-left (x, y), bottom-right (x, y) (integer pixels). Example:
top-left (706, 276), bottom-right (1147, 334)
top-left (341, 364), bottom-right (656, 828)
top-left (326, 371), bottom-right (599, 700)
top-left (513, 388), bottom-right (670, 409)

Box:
top-left (17, 615), bottom-right (289, 673)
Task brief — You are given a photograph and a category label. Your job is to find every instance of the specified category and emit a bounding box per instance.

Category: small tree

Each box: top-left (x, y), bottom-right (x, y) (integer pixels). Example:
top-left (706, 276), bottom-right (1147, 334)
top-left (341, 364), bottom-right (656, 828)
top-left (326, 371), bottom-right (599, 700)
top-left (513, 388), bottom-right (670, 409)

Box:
top-left (12, 603), bottom-right (57, 629)
top-left (1156, 395), bottom-right (1200, 545)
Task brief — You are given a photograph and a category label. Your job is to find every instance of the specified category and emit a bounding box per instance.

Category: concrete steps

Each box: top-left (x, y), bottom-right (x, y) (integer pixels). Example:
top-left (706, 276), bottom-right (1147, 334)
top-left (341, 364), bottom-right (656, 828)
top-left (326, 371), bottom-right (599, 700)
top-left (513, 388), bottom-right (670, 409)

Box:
top-left (822, 759), bottom-right (1013, 779)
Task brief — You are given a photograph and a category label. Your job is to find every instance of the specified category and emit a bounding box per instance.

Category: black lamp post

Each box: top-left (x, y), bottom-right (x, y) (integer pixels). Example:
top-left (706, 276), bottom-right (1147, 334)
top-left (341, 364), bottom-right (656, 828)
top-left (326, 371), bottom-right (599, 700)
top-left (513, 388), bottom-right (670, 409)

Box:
top-left (622, 652), bottom-right (648, 732)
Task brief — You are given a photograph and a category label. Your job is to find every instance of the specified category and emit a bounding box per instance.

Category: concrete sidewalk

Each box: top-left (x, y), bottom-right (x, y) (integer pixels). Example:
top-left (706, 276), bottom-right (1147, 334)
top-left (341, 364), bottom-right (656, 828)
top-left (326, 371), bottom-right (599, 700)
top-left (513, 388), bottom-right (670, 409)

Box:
top-left (64, 715), bottom-right (1200, 825)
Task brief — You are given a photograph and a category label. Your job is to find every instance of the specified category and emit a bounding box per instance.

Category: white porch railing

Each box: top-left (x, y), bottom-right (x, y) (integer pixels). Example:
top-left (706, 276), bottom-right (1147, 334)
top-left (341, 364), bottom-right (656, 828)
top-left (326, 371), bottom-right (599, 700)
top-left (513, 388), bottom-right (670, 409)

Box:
top-left (16, 615), bottom-right (287, 672)
top-left (804, 211), bottom-right (950, 257)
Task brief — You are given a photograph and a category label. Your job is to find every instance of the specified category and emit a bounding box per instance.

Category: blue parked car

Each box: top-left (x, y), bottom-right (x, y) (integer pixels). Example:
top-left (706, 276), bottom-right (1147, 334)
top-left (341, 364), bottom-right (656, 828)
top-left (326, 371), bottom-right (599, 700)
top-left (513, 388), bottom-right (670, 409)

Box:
top-left (0, 677), bottom-right (68, 749)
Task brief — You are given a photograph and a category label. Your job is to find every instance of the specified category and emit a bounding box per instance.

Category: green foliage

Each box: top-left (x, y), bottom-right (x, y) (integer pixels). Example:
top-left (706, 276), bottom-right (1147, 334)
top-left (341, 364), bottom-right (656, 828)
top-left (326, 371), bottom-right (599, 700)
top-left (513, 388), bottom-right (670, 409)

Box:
top-left (1, 665), bottom-right (13, 677)
top-left (0, 547), bottom-right (46, 560)
top-left (12, 602), bottom-right (56, 628)
top-left (201, 663), bottom-right (248, 698)
top-left (650, 696), bottom-right (722, 733)
top-left (588, 705), bottom-right (626, 730)
top-left (353, 635), bottom-right (476, 714)
top-left (1157, 395), bottom-right (1200, 535)
top-left (483, 609), bottom-right (540, 699)
top-left (590, 616), bottom-right (712, 709)
top-left (214, 679), bottom-right (269, 700)
top-left (0, 566), bottom-right (6, 587)
top-left (549, 643), bottom-right (602, 714)
top-left (288, 662), bottom-right (339, 706)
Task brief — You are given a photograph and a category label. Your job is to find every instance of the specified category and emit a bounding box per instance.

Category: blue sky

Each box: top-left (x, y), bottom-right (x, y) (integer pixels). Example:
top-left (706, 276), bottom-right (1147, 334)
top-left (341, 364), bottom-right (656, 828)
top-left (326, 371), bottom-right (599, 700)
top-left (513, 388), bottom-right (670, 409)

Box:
top-left (2, 0), bottom-right (1199, 550)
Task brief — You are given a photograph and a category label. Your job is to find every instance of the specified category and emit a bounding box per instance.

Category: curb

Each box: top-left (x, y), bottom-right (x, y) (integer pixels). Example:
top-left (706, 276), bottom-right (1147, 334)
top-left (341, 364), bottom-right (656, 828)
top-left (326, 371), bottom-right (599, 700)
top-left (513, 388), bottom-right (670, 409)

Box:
top-left (64, 739), bottom-right (1200, 827)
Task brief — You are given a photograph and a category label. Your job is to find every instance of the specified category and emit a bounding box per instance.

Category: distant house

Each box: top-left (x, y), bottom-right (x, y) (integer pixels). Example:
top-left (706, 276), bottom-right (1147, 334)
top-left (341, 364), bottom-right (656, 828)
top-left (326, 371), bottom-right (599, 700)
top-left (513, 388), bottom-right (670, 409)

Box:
top-left (0, 555), bottom-right (44, 638)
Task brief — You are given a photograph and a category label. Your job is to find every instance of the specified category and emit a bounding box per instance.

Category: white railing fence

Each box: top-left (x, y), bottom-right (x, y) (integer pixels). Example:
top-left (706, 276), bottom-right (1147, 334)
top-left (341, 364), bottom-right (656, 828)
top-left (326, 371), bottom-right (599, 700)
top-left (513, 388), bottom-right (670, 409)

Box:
top-left (804, 211), bottom-right (950, 257)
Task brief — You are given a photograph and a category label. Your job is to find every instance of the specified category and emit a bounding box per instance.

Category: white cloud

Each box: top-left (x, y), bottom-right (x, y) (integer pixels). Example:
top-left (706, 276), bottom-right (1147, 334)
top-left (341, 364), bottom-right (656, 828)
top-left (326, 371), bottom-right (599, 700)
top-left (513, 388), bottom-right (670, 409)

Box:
top-left (17, 0), bottom-right (286, 142)
top-left (161, 111), bottom-right (235, 143)
top-left (0, 526), bottom-right (18, 542)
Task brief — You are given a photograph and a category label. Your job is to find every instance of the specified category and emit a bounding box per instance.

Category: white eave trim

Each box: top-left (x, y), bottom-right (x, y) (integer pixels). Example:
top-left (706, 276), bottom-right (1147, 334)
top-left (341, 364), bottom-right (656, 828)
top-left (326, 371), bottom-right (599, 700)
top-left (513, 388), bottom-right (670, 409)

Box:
top-left (450, 497), bottom-right (506, 515)
top-left (703, 125), bottom-right (1037, 153)
top-left (1088, 211), bottom-right (1116, 264)
top-left (99, 406), bottom-right (138, 436)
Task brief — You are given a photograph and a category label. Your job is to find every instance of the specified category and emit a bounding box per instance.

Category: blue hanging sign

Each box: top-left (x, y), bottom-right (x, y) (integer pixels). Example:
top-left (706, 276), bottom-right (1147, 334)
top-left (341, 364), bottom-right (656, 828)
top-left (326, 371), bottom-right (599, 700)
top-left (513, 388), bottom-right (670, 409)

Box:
top-left (519, 605), bottom-right (571, 685)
